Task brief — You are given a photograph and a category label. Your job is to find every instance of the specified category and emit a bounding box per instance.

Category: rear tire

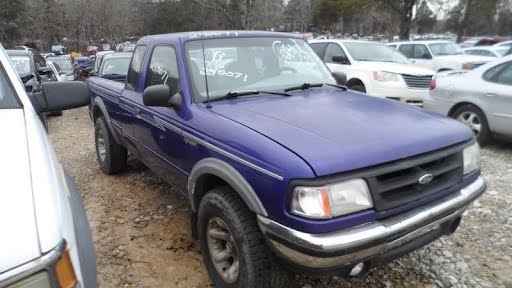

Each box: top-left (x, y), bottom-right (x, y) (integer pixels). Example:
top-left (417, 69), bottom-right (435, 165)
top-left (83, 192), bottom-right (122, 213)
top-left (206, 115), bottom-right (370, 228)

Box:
top-left (452, 104), bottom-right (492, 145)
top-left (94, 117), bottom-right (127, 174)
top-left (198, 186), bottom-right (287, 288)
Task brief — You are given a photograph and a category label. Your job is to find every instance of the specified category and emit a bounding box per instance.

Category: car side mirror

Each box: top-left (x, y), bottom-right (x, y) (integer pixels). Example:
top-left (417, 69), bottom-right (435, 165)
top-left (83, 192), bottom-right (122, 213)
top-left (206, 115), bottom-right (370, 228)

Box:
top-left (332, 71), bottom-right (347, 86)
top-left (31, 81), bottom-right (90, 113)
top-left (332, 56), bottom-right (349, 64)
top-left (142, 84), bottom-right (182, 110)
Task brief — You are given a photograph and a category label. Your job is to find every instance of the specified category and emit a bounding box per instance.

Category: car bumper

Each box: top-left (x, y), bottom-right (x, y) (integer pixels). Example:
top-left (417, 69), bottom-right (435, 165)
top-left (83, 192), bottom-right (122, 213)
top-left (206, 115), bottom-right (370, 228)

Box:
top-left (369, 86), bottom-right (428, 107)
top-left (258, 176), bottom-right (485, 272)
top-left (423, 95), bottom-right (453, 116)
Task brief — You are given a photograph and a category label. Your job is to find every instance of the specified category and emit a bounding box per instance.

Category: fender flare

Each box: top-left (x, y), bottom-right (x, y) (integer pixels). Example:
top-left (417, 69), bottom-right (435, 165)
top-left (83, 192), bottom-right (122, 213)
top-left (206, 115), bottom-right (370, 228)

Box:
top-left (188, 158), bottom-right (268, 217)
top-left (92, 97), bottom-right (121, 143)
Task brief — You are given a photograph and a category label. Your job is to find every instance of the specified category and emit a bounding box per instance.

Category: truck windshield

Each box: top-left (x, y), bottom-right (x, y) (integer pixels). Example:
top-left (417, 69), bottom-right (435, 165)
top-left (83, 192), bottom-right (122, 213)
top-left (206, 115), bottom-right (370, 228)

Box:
top-left (428, 43), bottom-right (464, 56)
top-left (185, 37), bottom-right (335, 102)
top-left (0, 65), bottom-right (21, 108)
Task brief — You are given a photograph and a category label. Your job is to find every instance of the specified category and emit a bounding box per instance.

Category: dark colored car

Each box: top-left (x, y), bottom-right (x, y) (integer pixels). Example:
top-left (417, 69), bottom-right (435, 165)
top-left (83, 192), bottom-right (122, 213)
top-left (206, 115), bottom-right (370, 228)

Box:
top-left (87, 31), bottom-right (485, 288)
top-left (475, 37), bottom-right (507, 46)
top-left (47, 55), bottom-right (81, 81)
top-left (76, 56), bottom-right (93, 77)
top-left (93, 52), bottom-right (132, 81)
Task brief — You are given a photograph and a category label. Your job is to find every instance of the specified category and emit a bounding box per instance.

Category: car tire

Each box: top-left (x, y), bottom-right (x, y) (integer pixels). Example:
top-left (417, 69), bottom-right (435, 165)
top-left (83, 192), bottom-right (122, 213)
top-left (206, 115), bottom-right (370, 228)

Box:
top-left (350, 85), bottom-right (366, 93)
top-left (452, 104), bottom-right (492, 145)
top-left (94, 117), bottom-right (127, 174)
top-left (198, 186), bottom-right (287, 288)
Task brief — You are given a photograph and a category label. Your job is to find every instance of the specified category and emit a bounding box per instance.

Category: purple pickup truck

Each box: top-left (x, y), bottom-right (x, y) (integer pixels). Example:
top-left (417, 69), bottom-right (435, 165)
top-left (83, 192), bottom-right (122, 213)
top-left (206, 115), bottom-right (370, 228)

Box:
top-left (87, 31), bottom-right (485, 287)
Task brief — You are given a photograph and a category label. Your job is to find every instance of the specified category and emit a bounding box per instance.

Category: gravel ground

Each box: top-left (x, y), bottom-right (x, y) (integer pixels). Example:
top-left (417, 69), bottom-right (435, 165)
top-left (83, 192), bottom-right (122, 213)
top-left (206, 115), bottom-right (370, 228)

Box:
top-left (48, 107), bottom-right (512, 288)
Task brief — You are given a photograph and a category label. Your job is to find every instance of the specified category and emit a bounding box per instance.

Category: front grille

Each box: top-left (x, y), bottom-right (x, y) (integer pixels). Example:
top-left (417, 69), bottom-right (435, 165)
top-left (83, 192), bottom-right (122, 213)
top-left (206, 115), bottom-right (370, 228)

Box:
top-left (401, 74), bottom-right (432, 90)
top-left (365, 145), bottom-right (464, 212)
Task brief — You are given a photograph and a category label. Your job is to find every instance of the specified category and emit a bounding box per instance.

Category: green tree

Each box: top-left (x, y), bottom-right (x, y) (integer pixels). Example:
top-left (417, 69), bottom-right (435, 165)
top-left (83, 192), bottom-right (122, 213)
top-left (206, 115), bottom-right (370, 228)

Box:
top-left (0, 0), bottom-right (26, 47)
top-left (414, 0), bottom-right (436, 34)
top-left (375, 0), bottom-right (418, 40)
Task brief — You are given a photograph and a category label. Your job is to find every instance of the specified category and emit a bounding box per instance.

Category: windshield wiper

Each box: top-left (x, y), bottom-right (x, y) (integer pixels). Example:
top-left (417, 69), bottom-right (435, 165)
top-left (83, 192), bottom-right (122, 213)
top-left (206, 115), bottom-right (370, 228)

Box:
top-left (207, 90), bottom-right (291, 103)
top-left (284, 83), bottom-right (323, 92)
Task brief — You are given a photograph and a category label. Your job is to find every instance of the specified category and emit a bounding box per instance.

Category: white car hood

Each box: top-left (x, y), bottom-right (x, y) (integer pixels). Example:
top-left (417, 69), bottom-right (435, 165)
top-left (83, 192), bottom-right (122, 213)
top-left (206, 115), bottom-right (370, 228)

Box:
top-left (355, 61), bottom-right (435, 75)
top-left (0, 109), bottom-right (40, 273)
top-left (435, 54), bottom-right (492, 64)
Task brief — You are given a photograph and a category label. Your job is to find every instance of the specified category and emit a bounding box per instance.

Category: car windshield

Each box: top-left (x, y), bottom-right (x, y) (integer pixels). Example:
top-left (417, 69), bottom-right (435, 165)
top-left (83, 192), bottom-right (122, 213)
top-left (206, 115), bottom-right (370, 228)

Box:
top-left (0, 64), bottom-right (20, 108)
top-left (428, 43), bottom-right (464, 56)
top-left (9, 56), bottom-right (32, 77)
top-left (342, 42), bottom-right (410, 64)
top-left (185, 37), bottom-right (335, 102)
top-left (100, 57), bottom-right (131, 76)
top-left (48, 58), bottom-right (73, 72)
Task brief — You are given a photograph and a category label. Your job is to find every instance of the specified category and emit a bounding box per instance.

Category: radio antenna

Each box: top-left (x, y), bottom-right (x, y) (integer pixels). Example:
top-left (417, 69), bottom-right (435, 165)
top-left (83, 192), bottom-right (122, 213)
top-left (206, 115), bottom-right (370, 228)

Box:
top-left (201, 40), bottom-right (212, 109)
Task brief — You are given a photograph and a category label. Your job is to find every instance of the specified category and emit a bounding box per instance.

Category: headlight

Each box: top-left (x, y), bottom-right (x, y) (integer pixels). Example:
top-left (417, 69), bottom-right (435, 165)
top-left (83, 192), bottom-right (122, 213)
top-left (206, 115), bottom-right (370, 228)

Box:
top-left (291, 179), bottom-right (373, 219)
top-left (373, 71), bottom-right (399, 82)
top-left (463, 142), bottom-right (481, 174)
top-left (462, 63), bottom-right (473, 70)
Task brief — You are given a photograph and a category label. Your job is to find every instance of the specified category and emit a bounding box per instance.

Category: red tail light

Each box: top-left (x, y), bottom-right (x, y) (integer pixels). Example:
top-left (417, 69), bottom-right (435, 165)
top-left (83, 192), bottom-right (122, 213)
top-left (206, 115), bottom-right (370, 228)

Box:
top-left (429, 78), bottom-right (436, 91)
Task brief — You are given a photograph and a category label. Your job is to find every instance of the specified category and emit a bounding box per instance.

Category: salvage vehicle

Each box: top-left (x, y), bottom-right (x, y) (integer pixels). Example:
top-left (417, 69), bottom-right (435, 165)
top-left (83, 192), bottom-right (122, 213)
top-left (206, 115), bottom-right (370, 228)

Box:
top-left (88, 31), bottom-right (486, 288)
top-left (92, 50), bottom-right (114, 72)
top-left (310, 40), bottom-right (435, 106)
top-left (388, 41), bottom-right (492, 72)
top-left (47, 55), bottom-right (81, 81)
top-left (76, 56), bottom-right (93, 77)
top-left (90, 52), bottom-right (132, 81)
top-left (425, 55), bottom-right (512, 145)
top-left (0, 45), bottom-right (96, 288)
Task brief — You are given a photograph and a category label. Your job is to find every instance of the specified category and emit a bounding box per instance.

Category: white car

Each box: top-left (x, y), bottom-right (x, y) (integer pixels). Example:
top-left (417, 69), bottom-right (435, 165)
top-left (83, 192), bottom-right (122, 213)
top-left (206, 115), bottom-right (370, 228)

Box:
top-left (463, 46), bottom-right (509, 58)
top-left (0, 45), bottom-right (96, 287)
top-left (309, 40), bottom-right (435, 106)
top-left (494, 40), bottom-right (512, 48)
top-left (424, 55), bottom-right (512, 145)
top-left (47, 61), bottom-right (65, 81)
top-left (387, 40), bottom-right (492, 72)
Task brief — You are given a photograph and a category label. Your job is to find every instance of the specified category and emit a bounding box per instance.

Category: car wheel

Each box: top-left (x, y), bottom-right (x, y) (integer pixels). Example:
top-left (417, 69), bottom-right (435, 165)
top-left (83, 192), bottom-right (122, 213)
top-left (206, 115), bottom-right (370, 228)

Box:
top-left (350, 84), bottom-right (366, 93)
top-left (452, 104), bottom-right (492, 145)
top-left (198, 186), bottom-right (287, 288)
top-left (94, 117), bottom-right (127, 174)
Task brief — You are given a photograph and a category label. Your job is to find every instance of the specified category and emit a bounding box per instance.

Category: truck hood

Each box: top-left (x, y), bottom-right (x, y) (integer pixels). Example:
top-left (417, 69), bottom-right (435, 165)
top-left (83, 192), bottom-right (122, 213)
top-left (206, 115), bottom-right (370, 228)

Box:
top-left (435, 54), bottom-right (491, 64)
top-left (210, 89), bottom-right (473, 176)
top-left (355, 61), bottom-right (435, 75)
top-left (0, 110), bottom-right (40, 273)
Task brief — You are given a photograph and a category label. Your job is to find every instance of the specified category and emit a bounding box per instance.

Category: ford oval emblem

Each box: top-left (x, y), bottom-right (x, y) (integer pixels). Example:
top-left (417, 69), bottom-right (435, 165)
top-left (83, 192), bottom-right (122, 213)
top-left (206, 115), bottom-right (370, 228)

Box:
top-left (419, 174), bottom-right (434, 184)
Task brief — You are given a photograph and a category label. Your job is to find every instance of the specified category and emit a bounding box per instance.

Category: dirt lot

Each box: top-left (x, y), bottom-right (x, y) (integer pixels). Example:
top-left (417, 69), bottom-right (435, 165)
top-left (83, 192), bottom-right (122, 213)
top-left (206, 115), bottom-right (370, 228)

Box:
top-left (48, 107), bottom-right (512, 288)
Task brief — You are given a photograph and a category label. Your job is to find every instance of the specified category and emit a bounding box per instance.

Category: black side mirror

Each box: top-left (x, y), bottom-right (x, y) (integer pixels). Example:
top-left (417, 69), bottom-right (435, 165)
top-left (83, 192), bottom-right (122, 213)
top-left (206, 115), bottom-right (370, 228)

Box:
top-left (332, 71), bottom-right (347, 86)
top-left (32, 81), bottom-right (90, 113)
top-left (143, 84), bottom-right (182, 110)
top-left (332, 56), bottom-right (349, 64)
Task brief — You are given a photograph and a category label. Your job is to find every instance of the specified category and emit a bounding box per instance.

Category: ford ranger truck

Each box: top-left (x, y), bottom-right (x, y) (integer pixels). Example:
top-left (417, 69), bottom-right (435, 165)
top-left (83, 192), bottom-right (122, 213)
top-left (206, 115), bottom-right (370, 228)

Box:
top-left (87, 31), bottom-right (486, 288)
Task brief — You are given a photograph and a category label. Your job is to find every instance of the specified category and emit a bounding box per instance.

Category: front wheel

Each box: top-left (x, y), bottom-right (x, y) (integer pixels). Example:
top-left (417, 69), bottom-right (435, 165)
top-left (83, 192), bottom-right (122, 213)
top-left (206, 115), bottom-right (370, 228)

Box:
top-left (198, 187), bottom-right (287, 288)
top-left (94, 117), bottom-right (127, 174)
top-left (452, 104), bottom-right (491, 145)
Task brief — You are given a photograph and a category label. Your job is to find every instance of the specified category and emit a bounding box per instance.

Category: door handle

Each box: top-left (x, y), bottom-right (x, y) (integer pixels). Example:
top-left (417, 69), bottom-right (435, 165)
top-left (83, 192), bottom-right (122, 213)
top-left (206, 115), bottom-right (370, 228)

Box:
top-left (485, 92), bottom-right (497, 97)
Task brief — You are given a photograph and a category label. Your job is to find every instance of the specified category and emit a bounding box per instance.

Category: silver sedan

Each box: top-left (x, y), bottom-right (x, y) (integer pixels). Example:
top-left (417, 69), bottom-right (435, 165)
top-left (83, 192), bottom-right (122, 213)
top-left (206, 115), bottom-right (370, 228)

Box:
top-left (424, 55), bottom-right (512, 145)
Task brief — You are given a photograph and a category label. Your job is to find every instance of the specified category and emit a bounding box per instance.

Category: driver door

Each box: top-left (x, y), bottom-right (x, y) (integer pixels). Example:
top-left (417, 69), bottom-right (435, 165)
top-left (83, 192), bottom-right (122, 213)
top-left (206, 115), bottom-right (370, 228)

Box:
top-left (323, 43), bottom-right (351, 75)
top-left (410, 44), bottom-right (433, 70)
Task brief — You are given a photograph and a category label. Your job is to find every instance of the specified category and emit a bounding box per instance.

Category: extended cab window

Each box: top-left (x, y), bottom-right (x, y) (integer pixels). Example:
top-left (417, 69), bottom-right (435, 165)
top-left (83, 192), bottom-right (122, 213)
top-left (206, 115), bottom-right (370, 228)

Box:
top-left (398, 44), bottom-right (413, 58)
top-left (126, 45), bottom-right (147, 90)
top-left (147, 46), bottom-right (180, 93)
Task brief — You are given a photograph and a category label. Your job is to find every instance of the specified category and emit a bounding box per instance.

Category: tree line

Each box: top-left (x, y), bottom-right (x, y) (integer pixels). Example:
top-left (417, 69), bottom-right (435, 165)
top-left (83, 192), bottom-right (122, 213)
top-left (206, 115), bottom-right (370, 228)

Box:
top-left (1, 0), bottom-right (511, 52)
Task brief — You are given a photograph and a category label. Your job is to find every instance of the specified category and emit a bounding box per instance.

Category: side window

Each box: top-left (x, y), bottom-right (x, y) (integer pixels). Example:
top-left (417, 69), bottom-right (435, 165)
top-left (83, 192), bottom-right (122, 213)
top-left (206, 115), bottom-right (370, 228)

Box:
top-left (412, 45), bottom-right (431, 59)
top-left (398, 44), bottom-right (413, 58)
top-left (309, 43), bottom-right (328, 59)
top-left (126, 45), bottom-right (147, 90)
top-left (324, 43), bottom-right (349, 64)
top-left (465, 50), bottom-right (477, 55)
top-left (481, 50), bottom-right (495, 57)
top-left (483, 62), bottom-right (509, 81)
top-left (147, 46), bottom-right (180, 94)
top-left (496, 65), bottom-right (512, 85)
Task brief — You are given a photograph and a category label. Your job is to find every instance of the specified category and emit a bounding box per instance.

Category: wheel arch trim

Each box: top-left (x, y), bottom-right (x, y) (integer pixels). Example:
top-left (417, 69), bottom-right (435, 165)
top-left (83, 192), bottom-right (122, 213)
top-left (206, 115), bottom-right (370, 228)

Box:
top-left (92, 97), bottom-right (121, 143)
top-left (188, 158), bottom-right (268, 217)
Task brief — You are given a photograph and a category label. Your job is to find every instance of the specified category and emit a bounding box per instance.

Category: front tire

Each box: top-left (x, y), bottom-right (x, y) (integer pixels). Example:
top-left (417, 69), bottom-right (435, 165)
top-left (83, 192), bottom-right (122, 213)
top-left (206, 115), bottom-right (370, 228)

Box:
top-left (452, 104), bottom-right (492, 145)
top-left (198, 186), bottom-right (287, 288)
top-left (94, 117), bottom-right (127, 174)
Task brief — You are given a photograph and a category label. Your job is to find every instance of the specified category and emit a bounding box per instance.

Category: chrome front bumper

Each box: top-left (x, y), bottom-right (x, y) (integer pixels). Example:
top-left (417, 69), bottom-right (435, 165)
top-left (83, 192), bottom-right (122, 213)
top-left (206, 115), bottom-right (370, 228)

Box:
top-left (258, 176), bottom-right (486, 269)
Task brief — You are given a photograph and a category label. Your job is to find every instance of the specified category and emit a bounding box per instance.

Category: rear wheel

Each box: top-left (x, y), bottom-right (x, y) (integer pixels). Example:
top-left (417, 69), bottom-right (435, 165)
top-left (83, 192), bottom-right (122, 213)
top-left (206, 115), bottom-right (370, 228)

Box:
top-left (198, 186), bottom-right (287, 288)
top-left (452, 104), bottom-right (491, 145)
top-left (94, 117), bottom-right (127, 174)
